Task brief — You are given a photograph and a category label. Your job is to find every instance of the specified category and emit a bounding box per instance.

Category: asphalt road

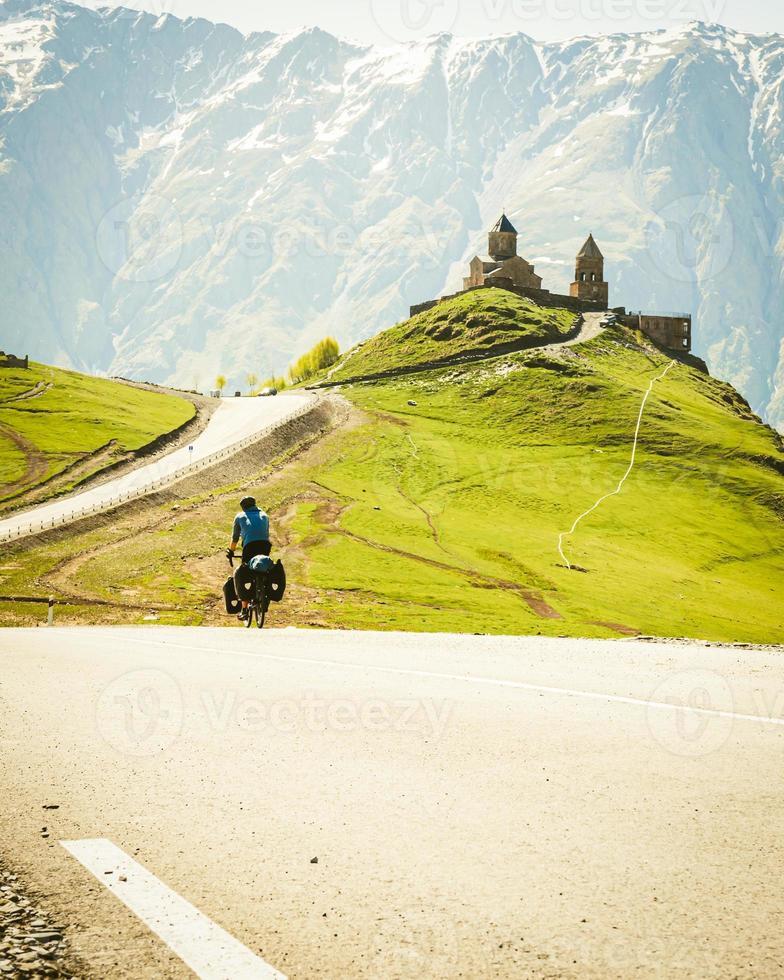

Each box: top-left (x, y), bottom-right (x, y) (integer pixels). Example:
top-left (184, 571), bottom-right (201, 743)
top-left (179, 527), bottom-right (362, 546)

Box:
top-left (1, 626), bottom-right (782, 979)
top-left (0, 393), bottom-right (314, 543)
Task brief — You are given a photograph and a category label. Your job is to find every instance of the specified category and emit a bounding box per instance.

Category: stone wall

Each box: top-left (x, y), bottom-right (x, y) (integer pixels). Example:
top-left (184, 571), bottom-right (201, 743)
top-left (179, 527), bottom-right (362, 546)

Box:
top-left (409, 300), bottom-right (439, 317)
top-left (409, 282), bottom-right (611, 319)
top-left (0, 353), bottom-right (29, 369)
top-left (514, 284), bottom-right (607, 313)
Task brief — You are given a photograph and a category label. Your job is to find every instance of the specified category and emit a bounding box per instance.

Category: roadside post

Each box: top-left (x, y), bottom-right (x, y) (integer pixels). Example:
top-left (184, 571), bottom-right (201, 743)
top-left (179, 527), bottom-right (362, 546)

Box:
top-left (188, 445), bottom-right (194, 466)
top-left (47, 597), bottom-right (54, 627)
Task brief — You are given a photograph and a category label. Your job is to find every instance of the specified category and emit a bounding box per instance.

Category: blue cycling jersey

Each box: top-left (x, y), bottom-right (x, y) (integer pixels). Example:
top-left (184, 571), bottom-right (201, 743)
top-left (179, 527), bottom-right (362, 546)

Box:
top-left (232, 508), bottom-right (270, 546)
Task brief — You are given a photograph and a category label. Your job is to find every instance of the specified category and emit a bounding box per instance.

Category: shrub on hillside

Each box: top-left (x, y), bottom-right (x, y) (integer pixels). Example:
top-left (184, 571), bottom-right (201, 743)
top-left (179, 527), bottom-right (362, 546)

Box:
top-left (261, 375), bottom-right (287, 391)
top-left (287, 337), bottom-right (340, 385)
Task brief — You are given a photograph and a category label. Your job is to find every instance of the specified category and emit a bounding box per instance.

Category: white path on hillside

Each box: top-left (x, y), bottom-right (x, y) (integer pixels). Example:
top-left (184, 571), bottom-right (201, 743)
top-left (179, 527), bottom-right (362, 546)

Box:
top-left (0, 393), bottom-right (315, 543)
top-left (557, 357), bottom-right (676, 569)
top-left (561, 311), bottom-right (607, 347)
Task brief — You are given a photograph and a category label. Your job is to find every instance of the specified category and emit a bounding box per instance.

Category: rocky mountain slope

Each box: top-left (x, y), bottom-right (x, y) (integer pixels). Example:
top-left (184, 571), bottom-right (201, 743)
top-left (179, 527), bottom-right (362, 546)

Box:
top-left (1, 1), bottom-right (783, 427)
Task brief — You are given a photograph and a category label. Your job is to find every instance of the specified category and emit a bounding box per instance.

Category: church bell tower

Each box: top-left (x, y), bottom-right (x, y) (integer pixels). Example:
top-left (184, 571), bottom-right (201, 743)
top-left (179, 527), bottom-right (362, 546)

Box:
top-left (488, 214), bottom-right (518, 262)
top-left (570, 234), bottom-right (609, 306)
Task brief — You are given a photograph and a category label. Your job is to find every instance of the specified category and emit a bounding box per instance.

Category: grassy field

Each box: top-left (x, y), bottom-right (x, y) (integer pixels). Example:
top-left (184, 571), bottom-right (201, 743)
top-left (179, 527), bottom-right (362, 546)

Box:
top-left (288, 324), bottom-right (783, 641)
top-left (3, 293), bottom-right (782, 643)
top-left (321, 289), bottom-right (576, 382)
top-left (0, 362), bottom-right (195, 510)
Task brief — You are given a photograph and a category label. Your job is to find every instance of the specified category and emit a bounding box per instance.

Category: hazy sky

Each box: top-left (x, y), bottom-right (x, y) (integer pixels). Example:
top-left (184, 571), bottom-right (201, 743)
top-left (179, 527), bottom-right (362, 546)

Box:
top-left (81, 0), bottom-right (784, 44)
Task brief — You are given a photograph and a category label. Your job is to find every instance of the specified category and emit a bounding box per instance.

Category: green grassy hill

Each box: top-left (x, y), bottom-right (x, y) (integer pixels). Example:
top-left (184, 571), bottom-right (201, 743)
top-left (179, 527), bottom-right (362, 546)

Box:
top-left (0, 361), bottom-right (195, 512)
top-left (322, 289), bottom-right (576, 382)
top-left (276, 303), bottom-right (782, 642)
top-left (3, 295), bottom-right (783, 642)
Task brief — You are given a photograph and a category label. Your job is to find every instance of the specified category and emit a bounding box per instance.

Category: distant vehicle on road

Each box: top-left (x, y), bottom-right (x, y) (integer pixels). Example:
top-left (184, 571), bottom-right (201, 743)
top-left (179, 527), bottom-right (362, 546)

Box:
top-left (257, 387), bottom-right (278, 397)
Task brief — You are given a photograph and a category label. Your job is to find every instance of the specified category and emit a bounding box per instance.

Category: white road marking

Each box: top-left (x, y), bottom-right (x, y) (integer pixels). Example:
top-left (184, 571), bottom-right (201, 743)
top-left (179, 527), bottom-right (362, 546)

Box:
top-left (61, 839), bottom-right (286, 980)
top-left (100, 635), bottom-right (784, 729)
top-left (557, 359), bottom-right (676, 569)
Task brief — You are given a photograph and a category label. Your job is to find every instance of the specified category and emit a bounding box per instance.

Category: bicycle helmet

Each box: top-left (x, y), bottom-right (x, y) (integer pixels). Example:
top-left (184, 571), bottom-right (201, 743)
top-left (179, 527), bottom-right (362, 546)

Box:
top-left (240, 495), bottom-right (257, 511)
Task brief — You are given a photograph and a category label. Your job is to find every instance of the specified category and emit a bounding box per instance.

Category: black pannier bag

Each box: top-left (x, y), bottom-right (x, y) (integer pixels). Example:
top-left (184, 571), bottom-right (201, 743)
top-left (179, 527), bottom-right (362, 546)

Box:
top-left (223, 576), bottom-right (241, 614)
top-left (269, 560), bottom-right (286, 602)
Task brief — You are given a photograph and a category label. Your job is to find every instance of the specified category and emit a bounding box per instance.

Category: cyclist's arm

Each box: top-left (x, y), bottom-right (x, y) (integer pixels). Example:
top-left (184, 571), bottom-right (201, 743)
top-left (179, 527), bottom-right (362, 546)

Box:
top-left (229, 515), bottom-right (242, 553)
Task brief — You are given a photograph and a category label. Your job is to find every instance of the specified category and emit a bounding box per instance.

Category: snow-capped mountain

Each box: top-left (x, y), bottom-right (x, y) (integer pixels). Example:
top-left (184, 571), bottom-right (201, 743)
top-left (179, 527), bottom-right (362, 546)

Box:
top-left (1, 1), bottom-right (784, 427)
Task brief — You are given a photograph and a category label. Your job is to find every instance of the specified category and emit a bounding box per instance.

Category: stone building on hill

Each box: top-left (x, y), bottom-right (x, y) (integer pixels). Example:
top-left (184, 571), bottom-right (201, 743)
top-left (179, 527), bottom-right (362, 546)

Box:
top-left (570, 233), bottom-right (608, 306)
top-left (462, 215), bottom-right (543, 292)
top-left (409, 213), bottom-right (692, 354)
top-left (0, 351), bottom-right (28, 369)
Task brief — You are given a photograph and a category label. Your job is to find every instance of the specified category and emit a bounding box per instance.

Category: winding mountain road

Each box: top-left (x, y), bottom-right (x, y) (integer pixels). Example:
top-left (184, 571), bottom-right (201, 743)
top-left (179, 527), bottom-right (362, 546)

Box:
top-left (1, 313), bottom-right (606, 547)
top-left (0, 393), bottom-right (315, 544)
top-left (561, 311), bottom-right (607, 346)
top-left (0, 626), bottom-right (782, 978)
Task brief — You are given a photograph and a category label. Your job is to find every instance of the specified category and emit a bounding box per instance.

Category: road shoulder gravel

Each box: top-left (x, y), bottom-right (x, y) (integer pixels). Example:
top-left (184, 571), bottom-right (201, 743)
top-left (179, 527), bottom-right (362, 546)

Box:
top-left (0, 862), bottom-right (84, 978)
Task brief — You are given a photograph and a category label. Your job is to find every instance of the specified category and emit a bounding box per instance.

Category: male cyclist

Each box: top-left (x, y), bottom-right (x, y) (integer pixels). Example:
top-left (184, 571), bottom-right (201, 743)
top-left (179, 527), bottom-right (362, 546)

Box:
top-left (227, 496), bottom-right (271, 621)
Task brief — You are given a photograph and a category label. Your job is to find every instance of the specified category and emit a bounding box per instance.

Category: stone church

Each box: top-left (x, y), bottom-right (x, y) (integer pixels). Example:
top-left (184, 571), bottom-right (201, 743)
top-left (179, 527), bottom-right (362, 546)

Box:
top-left (410, 213), bottom-right (691, 353)
top-left (461, 214), bottom-right (610, 308)
top-left (462, 215), bottom-right (544, 292)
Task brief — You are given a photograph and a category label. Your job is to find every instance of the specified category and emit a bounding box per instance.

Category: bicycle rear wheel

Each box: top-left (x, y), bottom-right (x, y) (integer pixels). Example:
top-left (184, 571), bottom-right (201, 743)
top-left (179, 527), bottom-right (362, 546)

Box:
top-left (256, 581), bottom-right (267, 629)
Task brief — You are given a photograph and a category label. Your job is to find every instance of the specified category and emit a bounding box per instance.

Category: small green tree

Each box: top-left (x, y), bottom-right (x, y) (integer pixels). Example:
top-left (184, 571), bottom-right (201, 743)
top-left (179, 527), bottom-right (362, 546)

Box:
top-left (287, 352), bottom-right (313, 386)
top-left (314, 336), bottom-right (340, 370)
top-left (286, 337), bottom-right (340, 385)
top-left (246, 371), bottom-right (259, 394)
top-left (215, 374), bottom-right (227, 395)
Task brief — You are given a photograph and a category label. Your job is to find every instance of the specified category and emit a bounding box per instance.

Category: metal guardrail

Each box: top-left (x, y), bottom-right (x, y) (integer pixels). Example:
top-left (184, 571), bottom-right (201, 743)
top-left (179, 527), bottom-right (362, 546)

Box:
top-left (0, 398), bottom-right (316, 545)
top-left (0, 595), bottom-right (56, 625)
top-left (626, 311), bottom-right (692, 319)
